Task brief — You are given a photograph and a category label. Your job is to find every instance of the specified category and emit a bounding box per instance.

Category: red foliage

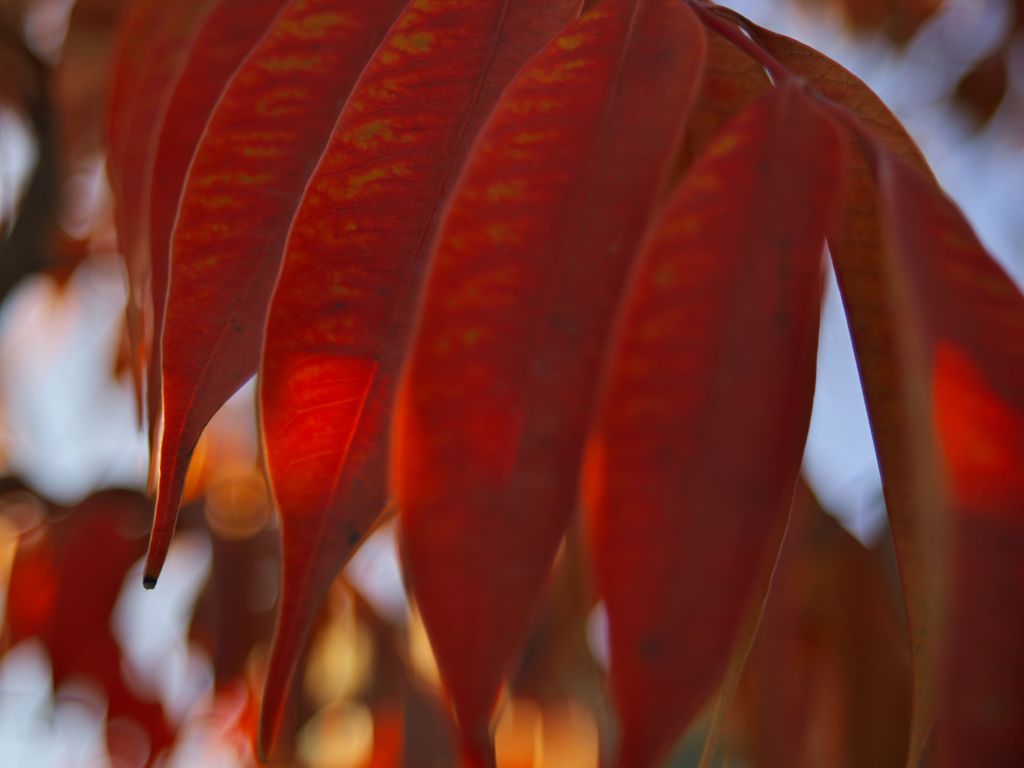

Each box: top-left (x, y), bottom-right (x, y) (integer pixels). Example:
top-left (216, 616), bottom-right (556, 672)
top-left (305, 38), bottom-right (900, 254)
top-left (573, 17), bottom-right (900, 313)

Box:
top-left (5, 0), bottom-right (1023, 764)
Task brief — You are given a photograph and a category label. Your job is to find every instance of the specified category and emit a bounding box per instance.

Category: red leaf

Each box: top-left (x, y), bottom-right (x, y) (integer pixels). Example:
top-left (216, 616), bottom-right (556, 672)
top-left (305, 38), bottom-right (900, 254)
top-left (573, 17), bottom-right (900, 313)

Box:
top-left (115, 0), bottom-right (215, 298)
top-left (147, 0), bottom-right (410, 582)
top-left (105, 0), bottom-right (177, 415)
top-left (875, 155), bottom-right (1024, 765)
top-left (145, 0), bottom-right (290, 445)
top-left (392, 0), bottom-right (704, 759)
top-left (257, 0), bottom-right (581, 758)
top-left (105, 0), bottom-right (167, 201)
top-left (737, 18), bottom-right (941, 761)
top-left (583, 81), bottom-right (842, 767)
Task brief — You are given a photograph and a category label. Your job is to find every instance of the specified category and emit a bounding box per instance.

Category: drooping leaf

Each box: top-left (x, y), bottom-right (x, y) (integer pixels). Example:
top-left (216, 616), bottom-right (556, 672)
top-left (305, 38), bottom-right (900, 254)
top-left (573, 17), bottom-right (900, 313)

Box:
top-left (734, 481), bottom-right (912, 768)
top-left (392, 0), bottom-right (704, 759)
top-left (257, 0), bottom-right (582, 757)
top-left (105, 0), bottom-right (179, 415)
top-left (114, 0), bottom-right (214, 341)
top-left (717, 15), bottom-right (941, 761)
top-left (147, 0), bottom-right (411, 583)
top-left (742, 18), bottom-right (932, 175)
top-left (583, 81), bottom-right (842, 767)
top-left (105, 0), bottom-right (167, 194)
top-left (874, 153), bottom-right (1024, 766)
top-left (757, 25), bottom-right (1024, 763)
top-left (145, 0), bottom-right (289, 446)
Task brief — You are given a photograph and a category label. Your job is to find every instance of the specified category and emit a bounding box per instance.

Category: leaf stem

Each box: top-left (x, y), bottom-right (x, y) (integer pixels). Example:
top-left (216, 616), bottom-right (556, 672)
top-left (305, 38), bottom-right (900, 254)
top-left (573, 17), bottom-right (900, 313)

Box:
top-left (687, 1), bottom-right (886, 162)
top-left (687, 1), bottom-right (791, 83)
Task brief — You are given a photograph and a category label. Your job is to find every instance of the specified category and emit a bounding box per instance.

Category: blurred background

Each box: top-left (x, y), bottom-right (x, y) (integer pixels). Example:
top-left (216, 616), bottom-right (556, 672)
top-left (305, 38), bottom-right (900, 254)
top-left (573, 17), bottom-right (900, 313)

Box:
top-left (0, 0), bottom-right (1021, 765)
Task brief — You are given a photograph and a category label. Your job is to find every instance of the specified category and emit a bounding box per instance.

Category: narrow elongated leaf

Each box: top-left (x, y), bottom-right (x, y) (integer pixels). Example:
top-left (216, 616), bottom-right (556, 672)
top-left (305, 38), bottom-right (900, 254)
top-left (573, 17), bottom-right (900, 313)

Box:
top-left (672, 29), bottom-right (771, 760)
top-left (763, 21), bottom-right (1023, 754)
top-left (764, 31), bottom-right (1023, 761)
top-left (146, 0), bottom-right (410, 583)
top-left (146, 0), bottom-right (290, 444)
top-left (584, 82), bottom-right (842, 767)
top-left (116, 0), bottom-right (213, 295)
top-left (392, 0), bottom-right (704, 758)
top-left (105, 0), bottom-right (167, 194)
top-left (105, 0), bottom-right (175, 414)
top-left (728, 16), bottom-right (941, 761)
top-left (875, 154), bottom-right (1024, 766)
top-left (257, 0), bottom-right (581, 756)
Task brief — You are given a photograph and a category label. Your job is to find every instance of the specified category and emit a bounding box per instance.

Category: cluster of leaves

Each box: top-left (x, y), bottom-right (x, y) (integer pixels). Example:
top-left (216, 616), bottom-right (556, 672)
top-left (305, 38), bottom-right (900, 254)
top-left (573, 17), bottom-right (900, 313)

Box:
top-left (97, 0), bottom-right (1024, 765)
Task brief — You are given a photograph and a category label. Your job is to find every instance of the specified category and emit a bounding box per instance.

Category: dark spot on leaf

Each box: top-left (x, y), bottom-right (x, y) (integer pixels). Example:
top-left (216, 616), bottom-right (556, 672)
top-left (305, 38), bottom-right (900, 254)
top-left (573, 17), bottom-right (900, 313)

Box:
top-left (640, 635), bottom-right (662, 661)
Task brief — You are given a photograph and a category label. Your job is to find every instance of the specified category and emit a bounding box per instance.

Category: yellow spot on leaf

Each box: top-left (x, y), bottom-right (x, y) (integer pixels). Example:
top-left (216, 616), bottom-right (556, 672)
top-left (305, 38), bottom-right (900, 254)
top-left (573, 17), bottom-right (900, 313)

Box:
top-left (392, 31), bottom-right (434, 54)
top-left (349, 119), bottom-right (396, 149)
top-left (665, 212), bottom-right (699, 239)
top-left (556, 34), bottom-right (586, 51)
top-left (241, 145), bottom-right (280, 159)
top-left (690, 171), bottom-right (721, 192)
top-left (194, 170), bottom-right (273, 188)
top-left (707, 132), bottom-right (741, 158)
top-left (513, 131), bottom-right (551, 146)
top-left (485, 179), bottom-right (527, 203)
top-left (201, 195), bottom-right (240, 211)
top-left (461, 328), bottom-right (485, 347)
top-left (531, 59), bottom-right (586, 84)
top-left (260, 54), bottom-right (320, 73)
top-left (652, 264), bottom-right (675, 288)
top-left (486, 222), bottom-right (518, 245)
top-left (282, 12), bottom-right (355, 41)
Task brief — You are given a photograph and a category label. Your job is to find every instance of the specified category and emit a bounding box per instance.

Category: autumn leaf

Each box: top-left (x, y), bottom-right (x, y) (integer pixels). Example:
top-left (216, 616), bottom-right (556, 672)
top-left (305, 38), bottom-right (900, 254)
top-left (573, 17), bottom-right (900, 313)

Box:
top-left (710, 12), bottom-right (941, 761)
top-left (393, 0), bottom-right (705, 760)
top-left (145, 0), bottom-right (291, 445)
top-left (584, 80), bottom-right (842, 767)
top-left (257, 0), bottom-right (582, 757)
top-left (875, 153), bottom-right (1024, 766)
top-left (107, 0), bottom-right (209, 417)
top-left (147, 0), bottom-right (410, 584)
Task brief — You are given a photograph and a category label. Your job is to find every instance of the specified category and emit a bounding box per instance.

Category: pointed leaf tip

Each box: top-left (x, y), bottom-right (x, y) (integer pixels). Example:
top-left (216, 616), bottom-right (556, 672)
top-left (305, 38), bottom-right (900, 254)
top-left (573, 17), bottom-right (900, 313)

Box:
top-left (395, 0), bottom-right (706, 749)
top-left (145, 457), bottom-right (188, 586)
top-left (257, 0), bottom-right (583, 753)
top-left (587, 80), bottom-right (843, 766)
top-left (154, 0), bottom-right (409, 593)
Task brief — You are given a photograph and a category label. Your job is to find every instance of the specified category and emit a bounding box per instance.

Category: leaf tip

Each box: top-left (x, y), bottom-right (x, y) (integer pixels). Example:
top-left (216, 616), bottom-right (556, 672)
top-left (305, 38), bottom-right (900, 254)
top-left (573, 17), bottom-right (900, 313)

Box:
top-left (256, 698), bottom-right (279, 765)
top-left (142, 573), bottom-right (158, 590)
